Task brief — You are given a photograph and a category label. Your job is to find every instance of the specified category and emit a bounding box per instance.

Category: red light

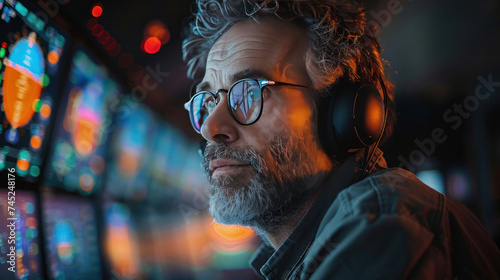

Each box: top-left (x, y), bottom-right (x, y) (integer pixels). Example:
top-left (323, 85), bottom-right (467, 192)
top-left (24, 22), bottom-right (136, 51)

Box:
top-left (142, 37), bottom-right (161, 54)
top-left (97, 31), bottom-right (110, 44)
top-left (2, 42), bottom-right (8, 48)
top-left (92, 24), bottom-right (104, 36)
top-left (144, 20), bottom-right (170, 44)
top-left (108, 44), bottom-right (121, 57)
top-left (87, 19), bottom-right (97, 30)
top-left (105, 38), bottom-right (116, 51)
top-left (91, 4), bottom-right (103, 17)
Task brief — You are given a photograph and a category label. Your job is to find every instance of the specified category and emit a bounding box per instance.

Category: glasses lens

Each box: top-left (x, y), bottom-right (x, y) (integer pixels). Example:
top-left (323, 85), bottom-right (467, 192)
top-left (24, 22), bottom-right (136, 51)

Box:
top-left (190, 92), bottom-right (216, 132)
top-left (229, 80), bottom-right (262, 124)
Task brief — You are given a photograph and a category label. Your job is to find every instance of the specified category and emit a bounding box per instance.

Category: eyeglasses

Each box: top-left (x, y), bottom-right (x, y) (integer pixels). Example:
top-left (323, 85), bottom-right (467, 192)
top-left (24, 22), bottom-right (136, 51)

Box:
top-left (184, 78), bottom-right (309, 133)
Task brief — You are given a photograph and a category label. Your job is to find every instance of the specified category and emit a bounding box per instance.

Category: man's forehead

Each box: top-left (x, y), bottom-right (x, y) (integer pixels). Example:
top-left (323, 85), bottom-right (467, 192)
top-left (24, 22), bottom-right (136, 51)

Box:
top-left (207, 35), bottom-right (274, 64)
top-left (203, 18), bottom-right (310, 85)
top-left (207, 18), bottom-right (302, 60)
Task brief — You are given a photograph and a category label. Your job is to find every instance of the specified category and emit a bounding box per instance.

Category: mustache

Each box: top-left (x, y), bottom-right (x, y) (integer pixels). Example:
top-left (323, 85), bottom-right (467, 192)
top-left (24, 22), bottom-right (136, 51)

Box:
top-left (202, 142), bottom-right (263, 175)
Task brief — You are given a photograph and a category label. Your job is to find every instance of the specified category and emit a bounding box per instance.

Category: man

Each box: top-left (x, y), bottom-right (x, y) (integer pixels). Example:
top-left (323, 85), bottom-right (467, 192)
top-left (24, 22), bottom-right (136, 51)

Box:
top-left (182, 0), bottom-right (500, 279)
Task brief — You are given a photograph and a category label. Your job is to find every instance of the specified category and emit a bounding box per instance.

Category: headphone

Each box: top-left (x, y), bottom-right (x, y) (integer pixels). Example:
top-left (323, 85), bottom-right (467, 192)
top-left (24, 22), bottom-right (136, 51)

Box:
top-left (318, 78), bottom-right (388, 173)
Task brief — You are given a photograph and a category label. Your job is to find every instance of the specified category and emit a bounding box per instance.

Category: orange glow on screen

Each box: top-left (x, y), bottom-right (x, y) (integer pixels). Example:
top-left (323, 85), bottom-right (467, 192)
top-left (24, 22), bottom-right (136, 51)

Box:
top-left (17, 159), bottom-right (30, 171)
top-left (73, 119), bottom-right (97, 157)
top-left (57, 242), bottom-right (73, 262)
top-left (30, 135), bottom-right (42, 149)
top-left (3, 66), bottom-right (42, 128)
top-left (105, 226), bottom-right (139, 277)
top-left (47, 51), bottom-right (59, 65)
top-left (40, 104), bottom-right (51, 118)
top-left (118, 152), bottom-right (140, 176)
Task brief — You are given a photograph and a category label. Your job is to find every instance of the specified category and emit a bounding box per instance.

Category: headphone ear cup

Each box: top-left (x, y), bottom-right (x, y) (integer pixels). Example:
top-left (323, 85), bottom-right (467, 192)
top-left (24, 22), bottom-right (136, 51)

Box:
top-left (320, 83), bottom-right (385, 155)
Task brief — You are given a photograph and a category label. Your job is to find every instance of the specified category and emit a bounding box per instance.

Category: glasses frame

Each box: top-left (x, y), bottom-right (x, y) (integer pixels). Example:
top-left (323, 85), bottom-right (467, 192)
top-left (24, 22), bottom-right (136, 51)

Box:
top-left (184, 78), bottom-right (309, 133)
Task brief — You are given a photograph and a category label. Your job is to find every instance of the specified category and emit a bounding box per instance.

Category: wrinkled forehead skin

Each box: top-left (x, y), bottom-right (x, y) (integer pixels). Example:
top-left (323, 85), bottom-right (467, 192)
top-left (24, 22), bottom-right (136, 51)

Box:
top-left (202, 17), bottom-right (316, 90)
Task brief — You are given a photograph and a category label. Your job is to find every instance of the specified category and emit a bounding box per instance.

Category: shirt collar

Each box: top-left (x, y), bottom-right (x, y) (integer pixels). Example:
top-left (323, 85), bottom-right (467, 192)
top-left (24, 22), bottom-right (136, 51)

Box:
top-left (250, 148), bottom-right (387, 279)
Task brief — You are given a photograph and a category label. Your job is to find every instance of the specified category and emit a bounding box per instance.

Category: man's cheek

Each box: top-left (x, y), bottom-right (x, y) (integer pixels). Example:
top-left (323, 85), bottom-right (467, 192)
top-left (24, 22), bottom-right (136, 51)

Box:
top-left (269, 94), bottom-right (313, 126)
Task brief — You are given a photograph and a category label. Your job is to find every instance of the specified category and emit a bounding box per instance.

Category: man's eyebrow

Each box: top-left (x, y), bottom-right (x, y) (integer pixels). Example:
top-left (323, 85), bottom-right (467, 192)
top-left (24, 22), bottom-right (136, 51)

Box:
top-left (233, 69), bottom-right (269, 81)
top-left (196, 81), bottom-right (210, 93)
top-left (196, 69), bottom-right (270, 93)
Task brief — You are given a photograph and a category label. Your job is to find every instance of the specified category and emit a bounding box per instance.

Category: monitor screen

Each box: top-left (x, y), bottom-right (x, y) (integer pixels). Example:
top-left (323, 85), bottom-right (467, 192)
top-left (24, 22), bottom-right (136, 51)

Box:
top-left (104, 97), bottom-right (156, 201)
top-left (0, 0), bottom-right (68, 183)
top-left (43, 49), bottom-right (122, 194)
top-left (0, 189), bottom-right (44, 279)
top-left (42, 193), bottom-right (102, 279)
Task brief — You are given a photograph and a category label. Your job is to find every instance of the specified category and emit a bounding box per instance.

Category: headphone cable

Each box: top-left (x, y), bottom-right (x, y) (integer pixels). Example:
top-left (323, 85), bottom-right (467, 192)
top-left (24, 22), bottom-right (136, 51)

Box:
top-left (357, 77), bottom-right (389, 181)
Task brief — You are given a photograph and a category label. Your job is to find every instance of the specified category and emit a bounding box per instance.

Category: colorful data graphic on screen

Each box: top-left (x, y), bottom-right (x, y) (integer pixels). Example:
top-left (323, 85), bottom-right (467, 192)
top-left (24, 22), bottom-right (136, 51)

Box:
top-left (0, 0), bottom-right (67, 182)
top-left (42, 193), bottom-right (102, 280)
top-left (103, 202), bottom-right (140, 278)
top-left (0, 190), bottom-right (43, 280)
top-left (44, 49), bottom-right (121, 194)
top-left (105, 97), bottom-right (156, 201)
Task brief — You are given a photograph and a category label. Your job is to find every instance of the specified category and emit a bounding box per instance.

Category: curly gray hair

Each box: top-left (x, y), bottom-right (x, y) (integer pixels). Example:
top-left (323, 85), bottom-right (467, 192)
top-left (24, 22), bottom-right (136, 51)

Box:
top-left (182, 0), bottom-right (396, 142)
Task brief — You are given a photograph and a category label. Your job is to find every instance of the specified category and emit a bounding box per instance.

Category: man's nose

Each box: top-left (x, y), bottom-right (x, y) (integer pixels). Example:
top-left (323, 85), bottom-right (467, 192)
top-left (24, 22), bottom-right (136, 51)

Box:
top-left (200, 95), bottom-right (239, 143)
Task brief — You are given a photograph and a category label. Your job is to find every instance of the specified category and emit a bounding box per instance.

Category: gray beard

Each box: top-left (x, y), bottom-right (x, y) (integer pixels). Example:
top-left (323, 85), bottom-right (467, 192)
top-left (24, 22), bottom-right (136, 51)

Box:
top-left (202, 135), bottom-right (324, 233)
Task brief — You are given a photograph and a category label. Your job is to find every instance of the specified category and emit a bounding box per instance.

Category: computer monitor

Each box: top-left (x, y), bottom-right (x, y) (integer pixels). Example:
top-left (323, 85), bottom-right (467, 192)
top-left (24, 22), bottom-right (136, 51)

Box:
top-left (0, 0), bottom-right (69, 184)
top-left (0, 189), bottom-right (44, 279)
top-left (43, 48), bottom-right (122, 194)
top-left (104, 96), bottom-right (156, 201)
top-left (41, 193), bottom-right (102, 279)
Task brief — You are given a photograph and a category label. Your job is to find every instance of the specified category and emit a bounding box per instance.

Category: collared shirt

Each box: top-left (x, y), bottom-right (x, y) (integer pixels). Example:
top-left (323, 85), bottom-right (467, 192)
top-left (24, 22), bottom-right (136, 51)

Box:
top-left (250, 149), bottom-right (500, 280)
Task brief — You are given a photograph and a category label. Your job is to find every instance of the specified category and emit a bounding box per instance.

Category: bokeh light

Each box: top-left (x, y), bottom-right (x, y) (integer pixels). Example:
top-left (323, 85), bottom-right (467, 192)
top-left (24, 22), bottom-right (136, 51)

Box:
top-left (91, 4), bottom-right (103, 18)
top-left (79, 173), bottom-right (95, 193)
top-left (142, 36), bottom-right (161, 54)
top-left (40, 103), bottom-right (51, 118)
top-left (42, 73), bottom-right (50, 87)
top-left (97, 31), bottom-right (110, 44)
top-left (144, 20), bottom-right (170, 44)
top-left (30, 135), bottom-right (42, 150)
top-left (86, 19), bottom-right (97, 30)
top-left (17, 158), bottom-right (30, 171)
top-left (47, 50), bottom-right (59, 65)
top-left (91, 24), bottom-right (103, 36)
top-left (30, 165), bottom-right (41, 177)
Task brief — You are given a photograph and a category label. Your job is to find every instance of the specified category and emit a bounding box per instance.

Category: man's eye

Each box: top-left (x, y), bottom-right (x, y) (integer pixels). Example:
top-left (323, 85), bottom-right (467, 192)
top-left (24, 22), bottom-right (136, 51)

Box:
top-left (248, 89), bottom-right (260, 100)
